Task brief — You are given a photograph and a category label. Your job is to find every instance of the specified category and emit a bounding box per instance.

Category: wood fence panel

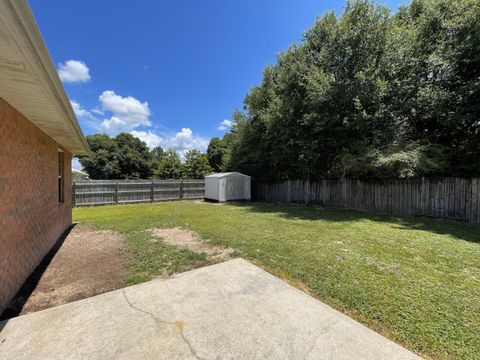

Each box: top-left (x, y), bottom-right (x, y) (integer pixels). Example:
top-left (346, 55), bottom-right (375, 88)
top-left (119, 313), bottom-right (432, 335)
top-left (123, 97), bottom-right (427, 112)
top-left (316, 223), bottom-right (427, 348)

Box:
top-left (73, 181), bottom-right (116, 206)
top-left (73, 179), bottom-right (205, 206)
top-left (182, 180), bottom-right (206, 199)
top-left (471, 178), bottom-right (478, 223)
top-left (253, 178), bottom-right (480, 224)
top-left (118, 181), bottom-right (152, 203)
top-left (153, 180), bottom-right (182, 201)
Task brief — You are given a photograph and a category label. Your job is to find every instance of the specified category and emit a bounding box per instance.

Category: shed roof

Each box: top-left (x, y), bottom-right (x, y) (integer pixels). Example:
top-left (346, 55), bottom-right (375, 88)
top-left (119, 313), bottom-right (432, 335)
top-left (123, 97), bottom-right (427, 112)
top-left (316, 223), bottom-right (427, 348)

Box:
top-left (205, 172), bottom-right (251, 179)
top-left (0, 0), bottom-right (89, 155)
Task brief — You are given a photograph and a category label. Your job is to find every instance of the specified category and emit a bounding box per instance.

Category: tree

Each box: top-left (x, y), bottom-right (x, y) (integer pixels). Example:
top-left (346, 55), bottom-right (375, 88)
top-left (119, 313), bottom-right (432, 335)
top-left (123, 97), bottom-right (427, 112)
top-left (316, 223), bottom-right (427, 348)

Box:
top-left (335, 142), bottom-right (447, 179)
top-left (78, 133), bottom-right (213, 180)
top-left (115, 133), bottom-right (153, 179)
top-left (184, 150), bottom-right (212, 179)
top-left (78, 133), bottom-right (153, 179)
top-left (153, 150), bottom-right (185, 179)
top-left (217, 0), bottom-right (480, 180)
top-left (207, 137), bottom-right (226, 171)
top-left (78, 134), bottom-right (119, 179)
top-left (150, 146), bottom-right (166, 171)
top-left (151, 146), bottom-right (165, 159)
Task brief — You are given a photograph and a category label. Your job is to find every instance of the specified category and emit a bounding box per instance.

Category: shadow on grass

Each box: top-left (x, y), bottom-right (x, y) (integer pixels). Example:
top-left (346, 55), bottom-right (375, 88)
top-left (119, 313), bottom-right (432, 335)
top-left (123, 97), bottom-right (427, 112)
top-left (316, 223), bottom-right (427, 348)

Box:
top-left (0, 224), bottom-right (76, 326)
top-left (231, 201), bottom-right (480, 244)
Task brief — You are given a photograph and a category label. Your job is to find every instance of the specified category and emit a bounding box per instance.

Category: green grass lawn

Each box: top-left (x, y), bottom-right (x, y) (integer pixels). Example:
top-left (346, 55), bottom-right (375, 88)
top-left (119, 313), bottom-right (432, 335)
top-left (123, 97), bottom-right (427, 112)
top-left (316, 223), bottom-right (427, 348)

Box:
top-left (73, 201), bottom-right (480, 359)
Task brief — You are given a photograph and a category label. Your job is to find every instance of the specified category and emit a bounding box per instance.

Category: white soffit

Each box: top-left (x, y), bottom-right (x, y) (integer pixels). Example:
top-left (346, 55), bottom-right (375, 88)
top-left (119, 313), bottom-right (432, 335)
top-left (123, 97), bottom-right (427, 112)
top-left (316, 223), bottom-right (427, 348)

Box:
top-left (0, 0), bottom-right (89, 154)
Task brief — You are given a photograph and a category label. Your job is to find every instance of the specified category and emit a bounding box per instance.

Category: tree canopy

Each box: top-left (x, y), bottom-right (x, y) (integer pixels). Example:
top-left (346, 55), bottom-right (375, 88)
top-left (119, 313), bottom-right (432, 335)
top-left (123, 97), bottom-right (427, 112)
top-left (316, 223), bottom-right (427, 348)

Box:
top-left (211, 0), bottom-right (480, 180)
top-left (78, 133), bottom-right (212, 180)
top-left (184, 150), bottom-right (213, 179)
top-left (79, 133), bottom-right (153, 179)
top-left (152, 150), bottom-right (185, 179)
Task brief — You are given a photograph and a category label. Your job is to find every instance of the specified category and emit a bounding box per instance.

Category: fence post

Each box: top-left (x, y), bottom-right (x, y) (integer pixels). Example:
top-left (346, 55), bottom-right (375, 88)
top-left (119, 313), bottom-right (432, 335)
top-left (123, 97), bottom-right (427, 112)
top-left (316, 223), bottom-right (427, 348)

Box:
top-left (179, 180), bottom-right (184, 200)
top-left (305, 180), bottom-right (310, 205)
top-left (151, 180), bottom-right (154, 202)
top-left (114, 181), bottom-right (119, 204)
top-left (72, 182), bottom-right (76, 207)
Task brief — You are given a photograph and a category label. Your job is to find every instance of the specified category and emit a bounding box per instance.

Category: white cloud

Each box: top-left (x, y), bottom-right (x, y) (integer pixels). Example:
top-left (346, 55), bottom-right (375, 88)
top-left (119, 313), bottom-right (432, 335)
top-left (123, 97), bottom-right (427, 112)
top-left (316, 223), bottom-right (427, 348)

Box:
top-left (130, 128), bottom-right (209, 158)
top-left (71, 100), bottom-right (93, 119)
top-left (99, 90), bottom-right (151, 134)
top-left (58, 60), bottom-right (91, 83)
top-left (164, 128), bottom-right (209, 155)
top-left (70, 100), bottom-right (101, 131)
top-left (70, 89), bottom-right (208, 158)
top-left (217, 119), bottom-right (233, 131)
top-left (72, 158), bottom-right (82, 171)
top-left (130, 130), bottom-right (162, 149)
top-left (91, 108), bottom-right (104, 115)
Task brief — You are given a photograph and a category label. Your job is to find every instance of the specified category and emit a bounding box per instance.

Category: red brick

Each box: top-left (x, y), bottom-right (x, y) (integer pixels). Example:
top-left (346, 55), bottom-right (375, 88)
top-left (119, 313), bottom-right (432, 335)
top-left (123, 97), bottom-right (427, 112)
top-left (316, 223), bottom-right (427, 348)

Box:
top-left (0, 97), bottom-right (73, 313)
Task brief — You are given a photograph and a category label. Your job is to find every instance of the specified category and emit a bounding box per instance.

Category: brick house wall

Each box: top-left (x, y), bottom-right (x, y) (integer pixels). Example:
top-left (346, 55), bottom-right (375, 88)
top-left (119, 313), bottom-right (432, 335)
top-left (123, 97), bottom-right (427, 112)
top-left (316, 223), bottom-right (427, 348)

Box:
top-left (0, 97), bottom-right (73, 313)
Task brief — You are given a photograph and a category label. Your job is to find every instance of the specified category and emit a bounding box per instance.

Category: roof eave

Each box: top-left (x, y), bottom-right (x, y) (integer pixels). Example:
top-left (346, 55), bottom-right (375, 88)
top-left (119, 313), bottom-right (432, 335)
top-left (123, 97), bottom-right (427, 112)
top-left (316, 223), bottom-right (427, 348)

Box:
top-left (0, 0), bottom-right (89, 155)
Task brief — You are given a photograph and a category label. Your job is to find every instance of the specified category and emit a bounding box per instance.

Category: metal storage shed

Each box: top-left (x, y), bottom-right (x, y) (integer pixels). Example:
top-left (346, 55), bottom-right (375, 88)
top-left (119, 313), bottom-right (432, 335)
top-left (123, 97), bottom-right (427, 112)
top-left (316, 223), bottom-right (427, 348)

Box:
top-left (205, 172), bottom-right (251, 202)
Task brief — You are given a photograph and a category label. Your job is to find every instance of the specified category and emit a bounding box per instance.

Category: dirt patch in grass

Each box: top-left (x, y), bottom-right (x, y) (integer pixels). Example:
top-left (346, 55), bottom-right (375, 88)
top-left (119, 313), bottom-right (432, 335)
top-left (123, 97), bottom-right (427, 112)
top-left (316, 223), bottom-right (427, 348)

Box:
top-left (2, 224), bottom-right (130, 318)
top-left (363, 256), bottom-right (403, 276)
top-left (149, 227), bottom-right (234, 261)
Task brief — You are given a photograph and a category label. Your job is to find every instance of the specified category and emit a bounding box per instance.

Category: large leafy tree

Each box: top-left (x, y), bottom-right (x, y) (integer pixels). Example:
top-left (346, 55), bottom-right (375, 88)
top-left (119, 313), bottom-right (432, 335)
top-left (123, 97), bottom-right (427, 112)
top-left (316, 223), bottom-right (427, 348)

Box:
top-left (150, 146), bottom-right (166, 172)
top-left (78, 133), bottom-right (213, 180)
top-left (115, 133), bottom-right (154, 179)
top-left (153, 150), bottom-right (185, 179)
top-left (212, 0), bottom-right (480, 180)
top-left (78, 134), bottom-right (119, 179)
top-left (184, 150), bottom-right (213, 179)
top-left (78, 133), bottom-right (154, 179)
top-left (207, 137), bottom-right (226, 171)
top-left (386, 0), bottom-right (480, 176)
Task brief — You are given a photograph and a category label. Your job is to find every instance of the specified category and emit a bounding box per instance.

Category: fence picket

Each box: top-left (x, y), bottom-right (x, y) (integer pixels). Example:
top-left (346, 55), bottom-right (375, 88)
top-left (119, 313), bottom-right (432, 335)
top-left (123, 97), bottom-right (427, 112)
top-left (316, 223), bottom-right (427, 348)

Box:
top-left (73, 179), bottom-right (205, 206)
top-left (253, 178), bottom-right (480, 224)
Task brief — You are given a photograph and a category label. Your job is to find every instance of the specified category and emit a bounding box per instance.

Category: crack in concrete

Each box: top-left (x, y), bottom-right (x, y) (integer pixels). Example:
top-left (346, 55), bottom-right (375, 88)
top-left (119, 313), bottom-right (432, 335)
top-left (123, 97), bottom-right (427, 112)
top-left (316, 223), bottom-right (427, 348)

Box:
top-left (179, 330), bottom-right (207, 360)
top-left (122, 288), bottom-right (207, 360)
top-left (122, 288), bottom-right (172, 325)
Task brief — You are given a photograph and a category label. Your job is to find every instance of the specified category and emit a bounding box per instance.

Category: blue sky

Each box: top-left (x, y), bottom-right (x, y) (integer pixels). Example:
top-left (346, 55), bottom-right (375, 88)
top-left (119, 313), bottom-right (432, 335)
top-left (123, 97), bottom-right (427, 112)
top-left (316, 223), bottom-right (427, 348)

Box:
top-left (30, 0), bottom-right (406, 164)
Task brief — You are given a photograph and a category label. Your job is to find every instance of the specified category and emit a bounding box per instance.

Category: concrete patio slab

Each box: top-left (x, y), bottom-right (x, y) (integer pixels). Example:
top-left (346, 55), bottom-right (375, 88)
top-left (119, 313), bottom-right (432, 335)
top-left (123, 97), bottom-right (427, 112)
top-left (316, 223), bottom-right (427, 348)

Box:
top-left (0, 258), bottom-right (420, 360)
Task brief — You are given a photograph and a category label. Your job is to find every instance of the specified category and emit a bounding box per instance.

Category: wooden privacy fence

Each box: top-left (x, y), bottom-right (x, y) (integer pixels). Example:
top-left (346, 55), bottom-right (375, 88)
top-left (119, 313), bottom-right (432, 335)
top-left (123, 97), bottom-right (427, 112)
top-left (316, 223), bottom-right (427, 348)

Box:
top-left (253, 178), bottom-right (480, 224)
top-left (73, 179), bottom-right (205, 207)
